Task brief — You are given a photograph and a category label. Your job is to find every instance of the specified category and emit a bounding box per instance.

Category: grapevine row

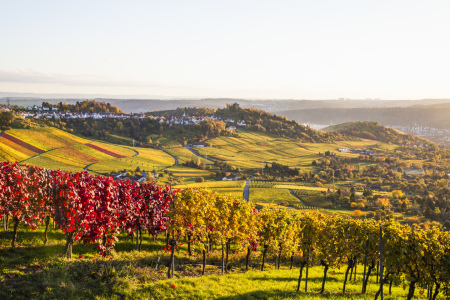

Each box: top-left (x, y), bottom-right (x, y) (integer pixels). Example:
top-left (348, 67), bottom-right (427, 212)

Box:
top-left (1, 162), bottom-right (449, 299)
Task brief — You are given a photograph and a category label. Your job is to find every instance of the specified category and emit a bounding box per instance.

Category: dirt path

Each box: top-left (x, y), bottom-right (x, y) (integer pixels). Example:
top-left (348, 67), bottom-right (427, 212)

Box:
top-left (289, 189), bottom-right (307, 206)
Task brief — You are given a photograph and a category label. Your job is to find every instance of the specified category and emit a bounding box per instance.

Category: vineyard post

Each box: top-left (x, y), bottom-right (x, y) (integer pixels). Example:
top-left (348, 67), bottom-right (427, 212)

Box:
top-left (362, 239), bottom-right (368, 293)
top-left (379, 225), bottom-right (384, 300)
top-left (305, 247), bottom-right (310, 293)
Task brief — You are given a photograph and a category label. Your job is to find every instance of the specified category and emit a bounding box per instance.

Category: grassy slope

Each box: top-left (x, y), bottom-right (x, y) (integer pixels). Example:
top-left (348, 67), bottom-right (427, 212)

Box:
top-left (249, 188), bottom-right (300, 206)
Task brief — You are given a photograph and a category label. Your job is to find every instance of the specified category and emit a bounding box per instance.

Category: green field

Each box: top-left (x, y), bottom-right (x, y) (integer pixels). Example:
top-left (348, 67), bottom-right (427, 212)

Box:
top-left (249, 188), bottom-right (301, 207)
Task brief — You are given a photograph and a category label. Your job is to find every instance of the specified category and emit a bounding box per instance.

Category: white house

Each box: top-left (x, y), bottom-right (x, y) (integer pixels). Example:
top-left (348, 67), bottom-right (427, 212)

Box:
top-left (193, 141), bottom-right (209, 147)
top-left (237, 120), bottom-right (246, 126)
top-left (338, 148), bottom-right (348, 152)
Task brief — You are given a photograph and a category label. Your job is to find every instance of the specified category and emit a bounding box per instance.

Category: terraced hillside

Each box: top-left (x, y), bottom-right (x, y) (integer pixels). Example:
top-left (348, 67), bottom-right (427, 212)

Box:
top-left (0, 127), bottom-right (175, 173)
top-left (195, 130), bottom-right (393, 170)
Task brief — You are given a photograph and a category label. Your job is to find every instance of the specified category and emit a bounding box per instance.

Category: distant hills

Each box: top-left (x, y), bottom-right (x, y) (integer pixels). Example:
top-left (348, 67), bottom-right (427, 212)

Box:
top-left (277, 106), bottom-right (450, 130)
top-left (2, 93), bottom-right (450, 114)
top-left (323, 121), bottom-right (431, 145)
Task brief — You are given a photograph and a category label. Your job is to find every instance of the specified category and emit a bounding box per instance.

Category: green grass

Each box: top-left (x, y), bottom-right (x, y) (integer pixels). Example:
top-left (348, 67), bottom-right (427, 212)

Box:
top-left (0, 222), bottom-right (433, 299)
top-left (249, 188), bottom-right (301, 207)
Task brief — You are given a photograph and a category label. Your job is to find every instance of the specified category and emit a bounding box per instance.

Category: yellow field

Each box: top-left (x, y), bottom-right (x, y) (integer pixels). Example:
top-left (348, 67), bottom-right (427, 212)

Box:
top-left (0, 128), bottom-right (178, 176)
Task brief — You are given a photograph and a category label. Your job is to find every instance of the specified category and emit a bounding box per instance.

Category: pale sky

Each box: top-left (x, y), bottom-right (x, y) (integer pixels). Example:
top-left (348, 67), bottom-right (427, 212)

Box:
top-left (1, 0), bottom-right (450, 99)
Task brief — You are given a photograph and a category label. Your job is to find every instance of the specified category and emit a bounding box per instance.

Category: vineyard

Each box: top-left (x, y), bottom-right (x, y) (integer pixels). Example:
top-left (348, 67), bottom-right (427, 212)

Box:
top-left (1, 162), bottom-right (450, 299)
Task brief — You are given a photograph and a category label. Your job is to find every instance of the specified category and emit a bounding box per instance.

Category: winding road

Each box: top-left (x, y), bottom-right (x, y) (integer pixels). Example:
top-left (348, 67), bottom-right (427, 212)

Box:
top-left (185, 145), bottom-right (214, 162)
top-left (162, 150), bottom-right (179, 170)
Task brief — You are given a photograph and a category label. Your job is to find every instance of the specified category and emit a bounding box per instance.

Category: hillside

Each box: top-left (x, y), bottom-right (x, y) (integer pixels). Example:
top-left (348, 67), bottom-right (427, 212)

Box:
top-left (0, 127), bottom-right (174, 173)
top-left (146, 104), bottom-right (353, 144)
top-left (323, 121), bottom-right (432, 145)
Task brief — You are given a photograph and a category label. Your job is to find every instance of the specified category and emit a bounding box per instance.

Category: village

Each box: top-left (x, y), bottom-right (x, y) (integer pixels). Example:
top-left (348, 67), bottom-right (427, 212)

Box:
top-left (16, 106), bottom-right (247, 132)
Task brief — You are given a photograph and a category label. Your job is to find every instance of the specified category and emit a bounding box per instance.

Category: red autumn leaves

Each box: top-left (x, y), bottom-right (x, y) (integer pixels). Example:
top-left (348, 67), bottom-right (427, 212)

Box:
top-left (0, 162), bottom-right (176, 254)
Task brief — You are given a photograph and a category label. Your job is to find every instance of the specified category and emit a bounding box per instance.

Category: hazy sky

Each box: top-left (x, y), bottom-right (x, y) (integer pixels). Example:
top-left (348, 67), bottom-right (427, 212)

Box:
top-left (1, 0), bottom-right (450, 99)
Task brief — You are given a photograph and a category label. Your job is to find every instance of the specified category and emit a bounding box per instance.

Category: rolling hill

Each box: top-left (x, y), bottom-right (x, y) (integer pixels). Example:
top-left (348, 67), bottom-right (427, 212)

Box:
top-left (0, 127), bottom-right (175, 173)
top-left (323, 121), bottom-right (431, 145)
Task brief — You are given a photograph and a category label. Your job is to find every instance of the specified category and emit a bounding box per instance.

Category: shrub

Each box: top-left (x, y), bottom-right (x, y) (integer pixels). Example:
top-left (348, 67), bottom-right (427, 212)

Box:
top-left (196, 177), bottom-right (204, 183)
top-left (353, 210), bottom-right (363, 217)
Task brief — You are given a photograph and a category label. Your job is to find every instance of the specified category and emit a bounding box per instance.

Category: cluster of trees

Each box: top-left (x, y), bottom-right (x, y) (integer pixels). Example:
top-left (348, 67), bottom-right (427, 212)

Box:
top-left (213, 160), bottom-right (239, 173)
top-left (264, 162), bottom-right (300, 177)
top-left (50, 116), bottom-right (234, 146)
top-left (43, 100), bottom-right (123, 114)
top-left (0, 110), bottom-right (14, 131)
top-left (182, 158), bottom-right (206, 170)
top-left (0, 162), bottom-right (175, 258)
